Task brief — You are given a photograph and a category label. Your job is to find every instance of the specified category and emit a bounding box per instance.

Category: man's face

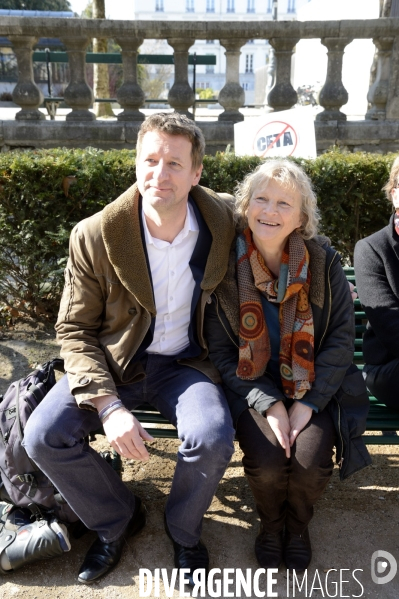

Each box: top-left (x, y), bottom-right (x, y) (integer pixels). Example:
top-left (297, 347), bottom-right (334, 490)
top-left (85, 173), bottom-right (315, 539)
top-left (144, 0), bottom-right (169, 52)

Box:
top-left (136, 130), bottom-right (203, 215)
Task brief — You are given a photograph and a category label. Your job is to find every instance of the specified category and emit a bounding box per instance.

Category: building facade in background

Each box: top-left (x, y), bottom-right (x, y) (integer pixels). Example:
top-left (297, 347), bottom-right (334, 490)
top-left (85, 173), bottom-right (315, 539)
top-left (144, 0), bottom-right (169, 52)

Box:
top-left (133, 0), bottom-right (310, 104)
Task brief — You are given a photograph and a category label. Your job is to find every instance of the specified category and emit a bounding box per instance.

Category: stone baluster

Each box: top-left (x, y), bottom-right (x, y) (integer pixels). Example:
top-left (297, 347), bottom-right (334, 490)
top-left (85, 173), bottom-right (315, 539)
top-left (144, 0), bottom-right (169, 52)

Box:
top-left (167, 38), bottom-right (195, 117)
top-left (218, 39), bottom-right (246, 123)
top-left (115, 37), bottom-right (145, 122)
top-left (366, 38), bottom-right (394, 121)
top-left (61, 37), bottom-right (95, 121)
top-left (9, 36), bottom-right (44, 121)
top-left (267, 37), bottom-right (299, 112)
top-left (316, 37), bottom-right (352, 122)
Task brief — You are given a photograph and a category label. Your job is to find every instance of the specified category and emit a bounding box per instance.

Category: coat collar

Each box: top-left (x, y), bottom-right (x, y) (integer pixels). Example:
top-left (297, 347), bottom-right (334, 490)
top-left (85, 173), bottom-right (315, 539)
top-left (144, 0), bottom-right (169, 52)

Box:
top-left (101, 183), bottom-right (235, 315)
top-left (190, 185), bottom-right (235, 290)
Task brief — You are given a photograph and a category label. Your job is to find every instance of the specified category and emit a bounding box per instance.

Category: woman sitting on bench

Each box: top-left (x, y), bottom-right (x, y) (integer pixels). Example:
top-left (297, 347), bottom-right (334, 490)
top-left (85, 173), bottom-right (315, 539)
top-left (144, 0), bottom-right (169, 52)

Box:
top-left (355, 156), bottom-right (399, 409)
top-left (205, 159), bottom-right (369, 571)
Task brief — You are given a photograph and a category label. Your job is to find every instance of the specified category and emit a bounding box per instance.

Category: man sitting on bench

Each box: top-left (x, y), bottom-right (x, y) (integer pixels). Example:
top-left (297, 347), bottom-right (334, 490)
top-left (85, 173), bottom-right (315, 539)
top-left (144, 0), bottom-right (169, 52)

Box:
top-left (23, 113), bottom-right (236, 586)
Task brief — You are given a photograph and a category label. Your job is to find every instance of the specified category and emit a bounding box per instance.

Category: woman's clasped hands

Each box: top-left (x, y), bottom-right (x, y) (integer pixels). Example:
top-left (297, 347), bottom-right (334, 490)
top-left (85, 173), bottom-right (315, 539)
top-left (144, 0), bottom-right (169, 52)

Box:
top-left (265, 401), bottom-right (313, 458)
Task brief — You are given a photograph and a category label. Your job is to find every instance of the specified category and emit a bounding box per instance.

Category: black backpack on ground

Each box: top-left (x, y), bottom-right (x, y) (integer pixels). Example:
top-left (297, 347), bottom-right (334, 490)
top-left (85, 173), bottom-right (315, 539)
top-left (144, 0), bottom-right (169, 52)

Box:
top-left (0, 359), bottom-right (78, 523)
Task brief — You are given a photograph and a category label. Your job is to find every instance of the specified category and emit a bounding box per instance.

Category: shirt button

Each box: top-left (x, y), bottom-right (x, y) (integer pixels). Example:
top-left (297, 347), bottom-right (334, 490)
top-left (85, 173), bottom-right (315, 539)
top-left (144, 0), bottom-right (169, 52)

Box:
top-left (171, 271), bottom-right (175, 276)
top-left (79, 376), bottom-right (90, 385)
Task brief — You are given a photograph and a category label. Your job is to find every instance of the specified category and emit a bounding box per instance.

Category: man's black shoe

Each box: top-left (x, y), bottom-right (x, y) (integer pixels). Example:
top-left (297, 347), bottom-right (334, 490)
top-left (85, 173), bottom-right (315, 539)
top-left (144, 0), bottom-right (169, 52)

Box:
top-left (78, 497), bottom-right (146, 584)
top-left (164, 515), bottom-right (209, 587)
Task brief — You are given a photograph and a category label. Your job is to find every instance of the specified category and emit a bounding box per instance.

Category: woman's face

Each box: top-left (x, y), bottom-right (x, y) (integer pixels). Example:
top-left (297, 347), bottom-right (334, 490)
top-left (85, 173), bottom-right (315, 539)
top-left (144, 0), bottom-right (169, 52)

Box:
top-left (391, 186), bottom-right (399, 208)
top-left (246, 178), bottom-right (303, 252)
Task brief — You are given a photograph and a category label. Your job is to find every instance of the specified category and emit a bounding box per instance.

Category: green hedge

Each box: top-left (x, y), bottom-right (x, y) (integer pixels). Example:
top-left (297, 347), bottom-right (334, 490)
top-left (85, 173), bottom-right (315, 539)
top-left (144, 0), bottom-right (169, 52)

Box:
top-left (0, 147), bottom-right (394, 319)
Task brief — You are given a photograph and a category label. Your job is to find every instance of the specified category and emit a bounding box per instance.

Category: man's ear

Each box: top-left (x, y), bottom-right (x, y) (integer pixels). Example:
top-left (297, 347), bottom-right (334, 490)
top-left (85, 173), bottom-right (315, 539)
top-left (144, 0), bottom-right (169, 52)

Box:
top-left (192, 164), bottom-right (203, 187)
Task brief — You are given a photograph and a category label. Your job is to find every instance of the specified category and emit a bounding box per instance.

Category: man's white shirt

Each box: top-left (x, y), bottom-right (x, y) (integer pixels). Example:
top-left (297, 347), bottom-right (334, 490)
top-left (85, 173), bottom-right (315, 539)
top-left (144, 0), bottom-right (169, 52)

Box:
top-left (142, 202), bottom-right (199, 355)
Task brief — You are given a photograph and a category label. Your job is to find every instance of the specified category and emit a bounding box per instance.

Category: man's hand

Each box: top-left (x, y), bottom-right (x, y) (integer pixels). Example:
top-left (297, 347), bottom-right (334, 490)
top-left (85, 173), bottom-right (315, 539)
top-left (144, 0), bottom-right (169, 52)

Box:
top-left (265, 401), bottom-right (291, 458)
top-left (102, 408), bottom-right (155, 461)
top-left (349, 281), bottom-right (357, 301)
top-left (287, 402), bottom-right (313, 446)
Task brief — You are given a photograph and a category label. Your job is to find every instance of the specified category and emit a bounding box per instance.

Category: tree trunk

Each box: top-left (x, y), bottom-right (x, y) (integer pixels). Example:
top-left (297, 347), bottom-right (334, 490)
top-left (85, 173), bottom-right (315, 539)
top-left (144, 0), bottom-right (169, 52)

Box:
top-left (380, 0), bottom-right (392, 17)
top-left (93, 0), bottom-right (113, 117)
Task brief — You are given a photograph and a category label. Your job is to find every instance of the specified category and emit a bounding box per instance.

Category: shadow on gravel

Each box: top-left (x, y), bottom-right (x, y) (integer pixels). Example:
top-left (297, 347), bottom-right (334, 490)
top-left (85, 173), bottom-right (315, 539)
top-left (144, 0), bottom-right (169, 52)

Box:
top-left (0, 343), bottom-right (31, 393)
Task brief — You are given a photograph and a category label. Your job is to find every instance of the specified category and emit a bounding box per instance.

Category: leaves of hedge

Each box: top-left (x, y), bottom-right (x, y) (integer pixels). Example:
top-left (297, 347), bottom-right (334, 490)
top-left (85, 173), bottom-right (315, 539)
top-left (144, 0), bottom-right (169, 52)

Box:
top-left (0, 147), bottom-right (394, 317)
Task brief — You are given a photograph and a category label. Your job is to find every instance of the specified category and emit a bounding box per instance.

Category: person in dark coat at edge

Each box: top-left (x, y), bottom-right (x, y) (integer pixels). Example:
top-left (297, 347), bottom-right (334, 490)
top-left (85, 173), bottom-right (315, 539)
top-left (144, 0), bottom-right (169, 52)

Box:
top-left (355, 156), bottom-right (399, 410)
top-left (22, 113), bottom-right (236, 586)
top-left (205, 159), bottom-right (371, 572)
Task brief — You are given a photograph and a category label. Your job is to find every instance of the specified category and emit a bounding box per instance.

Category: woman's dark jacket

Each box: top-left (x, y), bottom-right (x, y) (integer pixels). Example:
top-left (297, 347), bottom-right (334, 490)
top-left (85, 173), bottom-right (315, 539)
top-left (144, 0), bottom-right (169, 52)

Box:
top-left (354, 214), bottom-right (399, 366)
top-left (205, 235), bottom-right (371, 479)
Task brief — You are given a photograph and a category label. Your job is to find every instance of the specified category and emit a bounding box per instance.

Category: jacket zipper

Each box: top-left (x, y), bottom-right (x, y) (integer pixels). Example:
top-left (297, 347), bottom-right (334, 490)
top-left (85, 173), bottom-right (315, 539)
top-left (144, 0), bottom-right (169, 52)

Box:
top-left (319, 250), bottom-right (344, 469)
top-left (316, 250), bottom-right (338, 355)
top-left (336, 398), bottom-right (344, 469)
top-left (214, 293), bottom-right (240, 350)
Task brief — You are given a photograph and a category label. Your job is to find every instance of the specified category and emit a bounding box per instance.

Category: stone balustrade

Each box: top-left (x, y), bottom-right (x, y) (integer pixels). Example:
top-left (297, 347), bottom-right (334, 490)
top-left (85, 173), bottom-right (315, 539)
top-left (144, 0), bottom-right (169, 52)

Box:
top-left (1, 16), bottom-right (399, 153)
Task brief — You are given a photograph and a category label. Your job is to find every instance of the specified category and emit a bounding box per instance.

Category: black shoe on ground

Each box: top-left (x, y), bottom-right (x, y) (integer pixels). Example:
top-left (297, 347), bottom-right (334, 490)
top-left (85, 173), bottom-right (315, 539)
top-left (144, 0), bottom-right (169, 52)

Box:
top-left (164, 514), bottom-right (209, 587)
top-left (283, 527), bottom-right (312, 572)
top-left (77, 497), bottom-right (146, 584)
top-left (255, 529), bottom-right (284, 569)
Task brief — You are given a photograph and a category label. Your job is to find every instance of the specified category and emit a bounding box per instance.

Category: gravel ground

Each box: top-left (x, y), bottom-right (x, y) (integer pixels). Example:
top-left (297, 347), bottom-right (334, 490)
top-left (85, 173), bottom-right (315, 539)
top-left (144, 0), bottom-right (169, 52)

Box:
top-left (0, 320), bottom-right (399, 598)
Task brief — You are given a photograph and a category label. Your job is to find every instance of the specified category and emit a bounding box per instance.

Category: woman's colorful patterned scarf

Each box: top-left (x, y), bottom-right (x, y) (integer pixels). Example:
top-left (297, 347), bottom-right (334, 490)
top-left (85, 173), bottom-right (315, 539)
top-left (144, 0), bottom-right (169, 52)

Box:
top-left (236, 227), bottom-right (315, 399)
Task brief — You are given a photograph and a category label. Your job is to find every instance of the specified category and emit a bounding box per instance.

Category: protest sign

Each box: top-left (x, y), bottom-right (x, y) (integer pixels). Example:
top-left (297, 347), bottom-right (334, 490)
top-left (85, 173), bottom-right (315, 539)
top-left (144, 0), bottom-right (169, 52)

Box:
top-left (234, 108), bottom-right (317, 159)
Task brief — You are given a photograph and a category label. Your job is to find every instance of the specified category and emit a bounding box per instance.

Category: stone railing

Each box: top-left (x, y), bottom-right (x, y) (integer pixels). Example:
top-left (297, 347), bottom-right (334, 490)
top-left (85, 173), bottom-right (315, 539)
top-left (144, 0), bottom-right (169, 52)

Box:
top-left (1, 16), bottom-right (399, 153)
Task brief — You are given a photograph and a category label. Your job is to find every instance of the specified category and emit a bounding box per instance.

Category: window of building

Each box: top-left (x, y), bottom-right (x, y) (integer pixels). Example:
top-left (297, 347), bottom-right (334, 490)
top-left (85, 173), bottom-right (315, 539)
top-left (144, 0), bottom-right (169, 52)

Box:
top-left (247, 39), bottom-right (254, 44)
top-left (287, 0), bottom-right (296, 13)
top-left (245, 54), bottom-right (254, 74)
top-left (155, 0), bottom-right (164, 11)
top-left (206, 0), bottom-right (215, 12)
top-left (186, 0), bottom-right (195, 12)
top-left (247, 0), bottom-right (255, 12)
top-left (227, 0), bottom-right (235, 13)
top-left (267, 0), bottom-right (272, 13)
top-left (206, 39), bottom-right (215, 44)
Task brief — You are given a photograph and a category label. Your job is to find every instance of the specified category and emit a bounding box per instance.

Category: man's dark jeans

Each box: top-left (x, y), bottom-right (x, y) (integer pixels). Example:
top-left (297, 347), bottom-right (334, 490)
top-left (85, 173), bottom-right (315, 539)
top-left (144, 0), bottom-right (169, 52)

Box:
top-left (23, 354), bottom-right (235, 546)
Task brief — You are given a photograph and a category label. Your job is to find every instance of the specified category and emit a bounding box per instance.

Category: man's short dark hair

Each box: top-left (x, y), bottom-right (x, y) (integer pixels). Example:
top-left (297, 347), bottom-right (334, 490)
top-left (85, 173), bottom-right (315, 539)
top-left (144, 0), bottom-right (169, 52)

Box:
top-left (136, 113), bottom-right (206, 171)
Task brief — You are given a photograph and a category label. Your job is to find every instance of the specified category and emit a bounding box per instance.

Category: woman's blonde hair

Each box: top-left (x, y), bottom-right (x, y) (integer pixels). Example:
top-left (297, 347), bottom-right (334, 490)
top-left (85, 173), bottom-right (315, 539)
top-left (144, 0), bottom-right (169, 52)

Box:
top-left (383, 156), bottom-right (399, 204)
top-left (234, 159), bottom-right (320, 240)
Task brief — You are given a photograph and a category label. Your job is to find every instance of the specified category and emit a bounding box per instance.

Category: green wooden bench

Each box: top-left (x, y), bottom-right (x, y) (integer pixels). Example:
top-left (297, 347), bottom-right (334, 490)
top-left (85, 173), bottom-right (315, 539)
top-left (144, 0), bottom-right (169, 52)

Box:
top-left (128, 268), bottom-right (399, 445)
